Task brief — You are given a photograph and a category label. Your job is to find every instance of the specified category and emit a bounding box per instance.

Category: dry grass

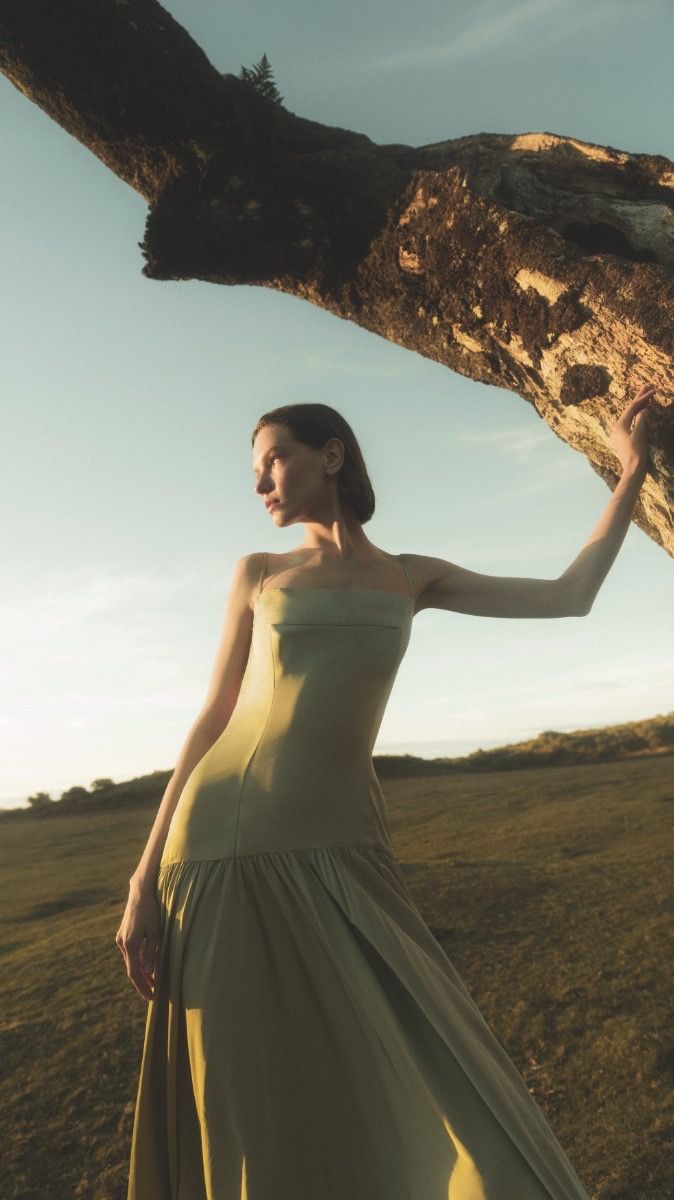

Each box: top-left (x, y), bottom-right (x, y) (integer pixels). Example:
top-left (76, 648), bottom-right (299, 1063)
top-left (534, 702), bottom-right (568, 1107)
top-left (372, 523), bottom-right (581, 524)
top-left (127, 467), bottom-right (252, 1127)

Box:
top-left (0, 754), bottom-right (672, 1199)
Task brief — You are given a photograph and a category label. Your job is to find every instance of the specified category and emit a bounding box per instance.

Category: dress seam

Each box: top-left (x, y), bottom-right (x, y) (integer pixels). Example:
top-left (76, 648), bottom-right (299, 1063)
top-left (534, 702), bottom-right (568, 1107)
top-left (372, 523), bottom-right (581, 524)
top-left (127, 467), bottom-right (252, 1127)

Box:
top-left (261, 620), bottom-right (403, 629)
top-left (232, 614), bottom-right (276, 856)
top-left (157, 842), bottom-right (399, 870)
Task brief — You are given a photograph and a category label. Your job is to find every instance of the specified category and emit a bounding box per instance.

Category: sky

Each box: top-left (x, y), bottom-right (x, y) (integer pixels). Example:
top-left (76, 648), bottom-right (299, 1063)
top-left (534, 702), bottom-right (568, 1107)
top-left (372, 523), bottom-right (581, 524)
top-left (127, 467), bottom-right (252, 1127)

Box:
top-left (1, 0), bottom-right (673, 808)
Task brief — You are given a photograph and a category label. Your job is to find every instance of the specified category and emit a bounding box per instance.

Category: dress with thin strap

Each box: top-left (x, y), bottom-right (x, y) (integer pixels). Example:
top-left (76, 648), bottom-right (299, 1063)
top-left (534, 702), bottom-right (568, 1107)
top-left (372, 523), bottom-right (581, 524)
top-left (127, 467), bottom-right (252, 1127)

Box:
top-left (126, 553), bottom-right (591, 1200)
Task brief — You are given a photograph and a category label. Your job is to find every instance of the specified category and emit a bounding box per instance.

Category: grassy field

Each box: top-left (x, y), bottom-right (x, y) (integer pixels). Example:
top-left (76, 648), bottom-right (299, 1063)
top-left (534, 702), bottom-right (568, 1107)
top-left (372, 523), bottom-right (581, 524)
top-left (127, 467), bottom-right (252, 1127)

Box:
top-left (1, 753), bottom-right (672, 1199)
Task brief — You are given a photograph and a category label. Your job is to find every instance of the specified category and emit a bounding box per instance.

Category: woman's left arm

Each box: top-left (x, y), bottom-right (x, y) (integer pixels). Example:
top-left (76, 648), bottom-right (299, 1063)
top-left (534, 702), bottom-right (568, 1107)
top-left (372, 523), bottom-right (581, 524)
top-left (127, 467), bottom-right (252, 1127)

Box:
top-left (557, 382), bottom-right (655, 614)
top-left (412, 383), bottom-right (656, 618)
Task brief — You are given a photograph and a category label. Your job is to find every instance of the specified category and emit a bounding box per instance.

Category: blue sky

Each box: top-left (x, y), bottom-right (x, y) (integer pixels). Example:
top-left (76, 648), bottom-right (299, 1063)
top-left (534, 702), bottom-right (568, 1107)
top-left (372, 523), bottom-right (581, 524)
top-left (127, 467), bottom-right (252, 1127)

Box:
top-left (1, 0), bottom-right (673, 807)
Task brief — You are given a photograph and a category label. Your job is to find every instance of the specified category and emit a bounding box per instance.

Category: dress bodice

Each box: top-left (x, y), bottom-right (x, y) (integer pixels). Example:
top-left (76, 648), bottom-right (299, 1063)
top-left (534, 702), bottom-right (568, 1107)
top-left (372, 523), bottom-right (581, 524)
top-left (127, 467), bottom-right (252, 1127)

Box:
top-left (160, 560), bottom-right (415, 866)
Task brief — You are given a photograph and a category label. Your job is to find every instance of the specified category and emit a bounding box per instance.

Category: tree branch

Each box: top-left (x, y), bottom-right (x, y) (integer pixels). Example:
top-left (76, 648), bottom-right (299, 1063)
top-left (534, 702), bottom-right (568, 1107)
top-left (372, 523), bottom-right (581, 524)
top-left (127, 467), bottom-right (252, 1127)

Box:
top-left (1, 0), bottom-right (672, 553)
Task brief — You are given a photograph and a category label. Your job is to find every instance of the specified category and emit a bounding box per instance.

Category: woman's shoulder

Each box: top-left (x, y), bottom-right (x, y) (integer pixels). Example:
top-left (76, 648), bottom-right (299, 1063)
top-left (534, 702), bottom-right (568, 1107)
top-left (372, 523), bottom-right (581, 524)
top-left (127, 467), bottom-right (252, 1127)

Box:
top-left (232, 552), bottom-right (272, 592)
top-left (237, 551), bottom-right (267, 572)
top-left (394, 552), bottom-right (463, 599)
top-left (237, 550), bottom-right (293, 588)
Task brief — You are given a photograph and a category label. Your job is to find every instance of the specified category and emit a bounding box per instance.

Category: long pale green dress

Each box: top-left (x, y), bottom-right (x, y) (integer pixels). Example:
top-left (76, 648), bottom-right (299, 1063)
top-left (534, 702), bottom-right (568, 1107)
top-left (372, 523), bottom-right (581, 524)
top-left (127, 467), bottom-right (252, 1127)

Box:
top-left (126, 553), bottom-right (592, 1200)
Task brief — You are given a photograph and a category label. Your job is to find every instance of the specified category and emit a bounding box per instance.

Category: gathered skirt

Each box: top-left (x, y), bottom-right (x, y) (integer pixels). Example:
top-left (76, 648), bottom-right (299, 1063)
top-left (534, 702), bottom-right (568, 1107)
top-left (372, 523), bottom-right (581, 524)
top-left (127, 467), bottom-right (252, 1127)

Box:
top-left (126, 842), bottom-right (591, 1200)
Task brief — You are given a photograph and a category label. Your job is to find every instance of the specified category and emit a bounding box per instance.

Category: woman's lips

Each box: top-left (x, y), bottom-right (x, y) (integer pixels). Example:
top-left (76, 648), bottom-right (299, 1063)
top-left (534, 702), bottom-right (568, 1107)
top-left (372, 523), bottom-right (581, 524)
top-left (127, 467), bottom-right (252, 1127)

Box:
top-left (266, 500), bottom-right (280, 510)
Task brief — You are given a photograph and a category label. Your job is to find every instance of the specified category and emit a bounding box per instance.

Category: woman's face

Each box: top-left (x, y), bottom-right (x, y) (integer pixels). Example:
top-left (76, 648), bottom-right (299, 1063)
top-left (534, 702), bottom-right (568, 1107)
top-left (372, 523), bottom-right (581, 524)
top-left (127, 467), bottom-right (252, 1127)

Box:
top-left (253, 424), bottom-right (338, 526)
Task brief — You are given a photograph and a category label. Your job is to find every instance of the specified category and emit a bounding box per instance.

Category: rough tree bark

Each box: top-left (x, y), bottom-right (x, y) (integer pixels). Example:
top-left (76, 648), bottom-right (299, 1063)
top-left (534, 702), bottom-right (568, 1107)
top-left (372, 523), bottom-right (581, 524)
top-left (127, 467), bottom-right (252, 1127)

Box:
top-left (1, 0), bottom-right (673, 554)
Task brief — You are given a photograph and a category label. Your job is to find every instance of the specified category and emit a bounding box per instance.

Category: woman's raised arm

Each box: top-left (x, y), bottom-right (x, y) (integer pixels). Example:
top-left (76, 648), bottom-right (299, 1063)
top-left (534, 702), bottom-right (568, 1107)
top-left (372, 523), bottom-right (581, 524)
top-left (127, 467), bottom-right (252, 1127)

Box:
top-left (409, 383), bottom-right (655, 619)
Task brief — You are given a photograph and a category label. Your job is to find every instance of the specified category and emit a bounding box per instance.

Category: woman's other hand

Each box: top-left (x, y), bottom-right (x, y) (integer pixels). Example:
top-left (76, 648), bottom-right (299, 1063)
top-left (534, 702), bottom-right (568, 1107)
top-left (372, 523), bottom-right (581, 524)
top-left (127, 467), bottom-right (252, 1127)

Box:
top-left (115, 883), bottom-right (162, 1003)
top-left (608, 382), bottom-right (655, 472)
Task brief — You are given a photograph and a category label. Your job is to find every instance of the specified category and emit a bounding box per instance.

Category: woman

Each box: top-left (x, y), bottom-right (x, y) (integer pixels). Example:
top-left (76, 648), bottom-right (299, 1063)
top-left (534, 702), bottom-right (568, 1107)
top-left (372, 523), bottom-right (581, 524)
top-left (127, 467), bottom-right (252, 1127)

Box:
top-left (118, 382), bottom-right (654, 1199)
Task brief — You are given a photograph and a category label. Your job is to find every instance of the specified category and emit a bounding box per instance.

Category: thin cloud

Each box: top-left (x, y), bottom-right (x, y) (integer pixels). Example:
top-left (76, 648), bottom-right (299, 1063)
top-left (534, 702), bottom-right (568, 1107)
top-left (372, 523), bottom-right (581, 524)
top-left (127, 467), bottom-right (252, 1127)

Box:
top-left (0, 568), bottom-right (213, 639)
top-left (571, 659), bottom-right (674, 689)
top-left (364, 0), bottom-right (661, 73)
top-left (56, 688), bottom-right (204, 716)
top-left (369, 0), bottom-right (562, 70)
top-left (454, 426), bottom-right (570, 465)
top-left (527, 0), bottom-right (664, 51)
top-left (571, 679), bottom-right (626, 690)
top-left (297, 348), bottom-right (415, 379)
top-left (468, 458), bottom-right (583, 506)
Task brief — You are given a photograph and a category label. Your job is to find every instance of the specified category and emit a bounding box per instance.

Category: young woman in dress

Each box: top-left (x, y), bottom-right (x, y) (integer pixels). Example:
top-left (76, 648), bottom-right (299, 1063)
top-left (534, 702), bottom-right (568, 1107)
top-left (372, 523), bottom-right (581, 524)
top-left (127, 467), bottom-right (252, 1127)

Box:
top-left (118, 381), bottom-right (654, 1200)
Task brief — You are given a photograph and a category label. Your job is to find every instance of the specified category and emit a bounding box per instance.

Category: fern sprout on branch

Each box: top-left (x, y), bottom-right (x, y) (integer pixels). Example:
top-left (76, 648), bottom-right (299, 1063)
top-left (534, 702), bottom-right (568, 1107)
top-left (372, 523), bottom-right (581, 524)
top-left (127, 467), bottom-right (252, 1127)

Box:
top-left (238, 52), bottom-right (283, 105)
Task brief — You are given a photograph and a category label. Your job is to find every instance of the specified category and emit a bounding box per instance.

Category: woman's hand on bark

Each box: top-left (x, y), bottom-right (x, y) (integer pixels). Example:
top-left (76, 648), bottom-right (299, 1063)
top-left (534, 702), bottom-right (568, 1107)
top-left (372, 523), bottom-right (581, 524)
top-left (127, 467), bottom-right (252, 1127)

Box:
top-left (115, 883), bottom-right (161, 1003)
top-left (608, 382), bottom-right (655, 472)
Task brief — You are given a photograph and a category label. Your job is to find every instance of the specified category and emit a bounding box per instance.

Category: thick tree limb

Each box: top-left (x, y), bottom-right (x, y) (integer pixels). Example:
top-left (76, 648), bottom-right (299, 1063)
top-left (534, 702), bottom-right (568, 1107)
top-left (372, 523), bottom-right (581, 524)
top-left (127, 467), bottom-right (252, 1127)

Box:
top-left (1, 0), bottom-right (673, 554)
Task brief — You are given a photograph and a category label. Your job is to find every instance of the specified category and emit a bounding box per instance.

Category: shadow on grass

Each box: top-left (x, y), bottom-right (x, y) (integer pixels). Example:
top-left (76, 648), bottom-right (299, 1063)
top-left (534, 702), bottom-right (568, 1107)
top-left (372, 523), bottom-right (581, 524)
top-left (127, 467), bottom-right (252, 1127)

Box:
top-left (16, 888), bottom-right (110, 922)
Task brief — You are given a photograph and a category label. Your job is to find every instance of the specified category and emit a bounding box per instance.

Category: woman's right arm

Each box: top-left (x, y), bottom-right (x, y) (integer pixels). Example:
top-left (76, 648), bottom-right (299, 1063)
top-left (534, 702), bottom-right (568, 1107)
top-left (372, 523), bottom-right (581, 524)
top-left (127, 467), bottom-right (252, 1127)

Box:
top-left (115, 552), bottom-right (262, 1001)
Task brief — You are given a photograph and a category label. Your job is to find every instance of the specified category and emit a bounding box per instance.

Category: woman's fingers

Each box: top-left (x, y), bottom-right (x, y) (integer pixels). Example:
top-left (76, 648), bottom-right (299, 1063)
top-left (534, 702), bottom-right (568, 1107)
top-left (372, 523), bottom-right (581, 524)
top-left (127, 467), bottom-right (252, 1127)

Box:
top-left (627, 386), bottom-right (655, 406)
top-left (129, 947), bottom-right (155, 1002)
top-left (144, 946), bottom-right (158, 979)
top-left (116, 888), bottom-right (162, 1003)
top-left (619, 387), bottom-right (655, 427)
top-left (606, 382), bottom-right (655, 469)
top-left (116, 935), bottom-right (156, 1002)
top-left (141, 942), bottom-right (160, 992)
top-left (628, 386), bottom-right (656, 408)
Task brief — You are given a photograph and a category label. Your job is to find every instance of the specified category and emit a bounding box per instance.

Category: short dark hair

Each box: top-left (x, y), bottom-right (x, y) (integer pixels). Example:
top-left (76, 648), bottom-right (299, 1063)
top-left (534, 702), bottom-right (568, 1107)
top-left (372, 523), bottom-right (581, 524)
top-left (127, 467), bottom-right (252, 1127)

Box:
top-left (251, 403), bottom-right (375, 524)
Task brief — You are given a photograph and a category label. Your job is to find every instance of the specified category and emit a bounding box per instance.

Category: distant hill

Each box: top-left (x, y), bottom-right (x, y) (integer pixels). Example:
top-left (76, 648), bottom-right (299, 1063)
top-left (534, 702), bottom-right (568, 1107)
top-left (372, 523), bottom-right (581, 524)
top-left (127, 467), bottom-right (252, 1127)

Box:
top-left (376, 709), bottom-right (674, 777)
top-left (3, 710), bottom-right (673, 820)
